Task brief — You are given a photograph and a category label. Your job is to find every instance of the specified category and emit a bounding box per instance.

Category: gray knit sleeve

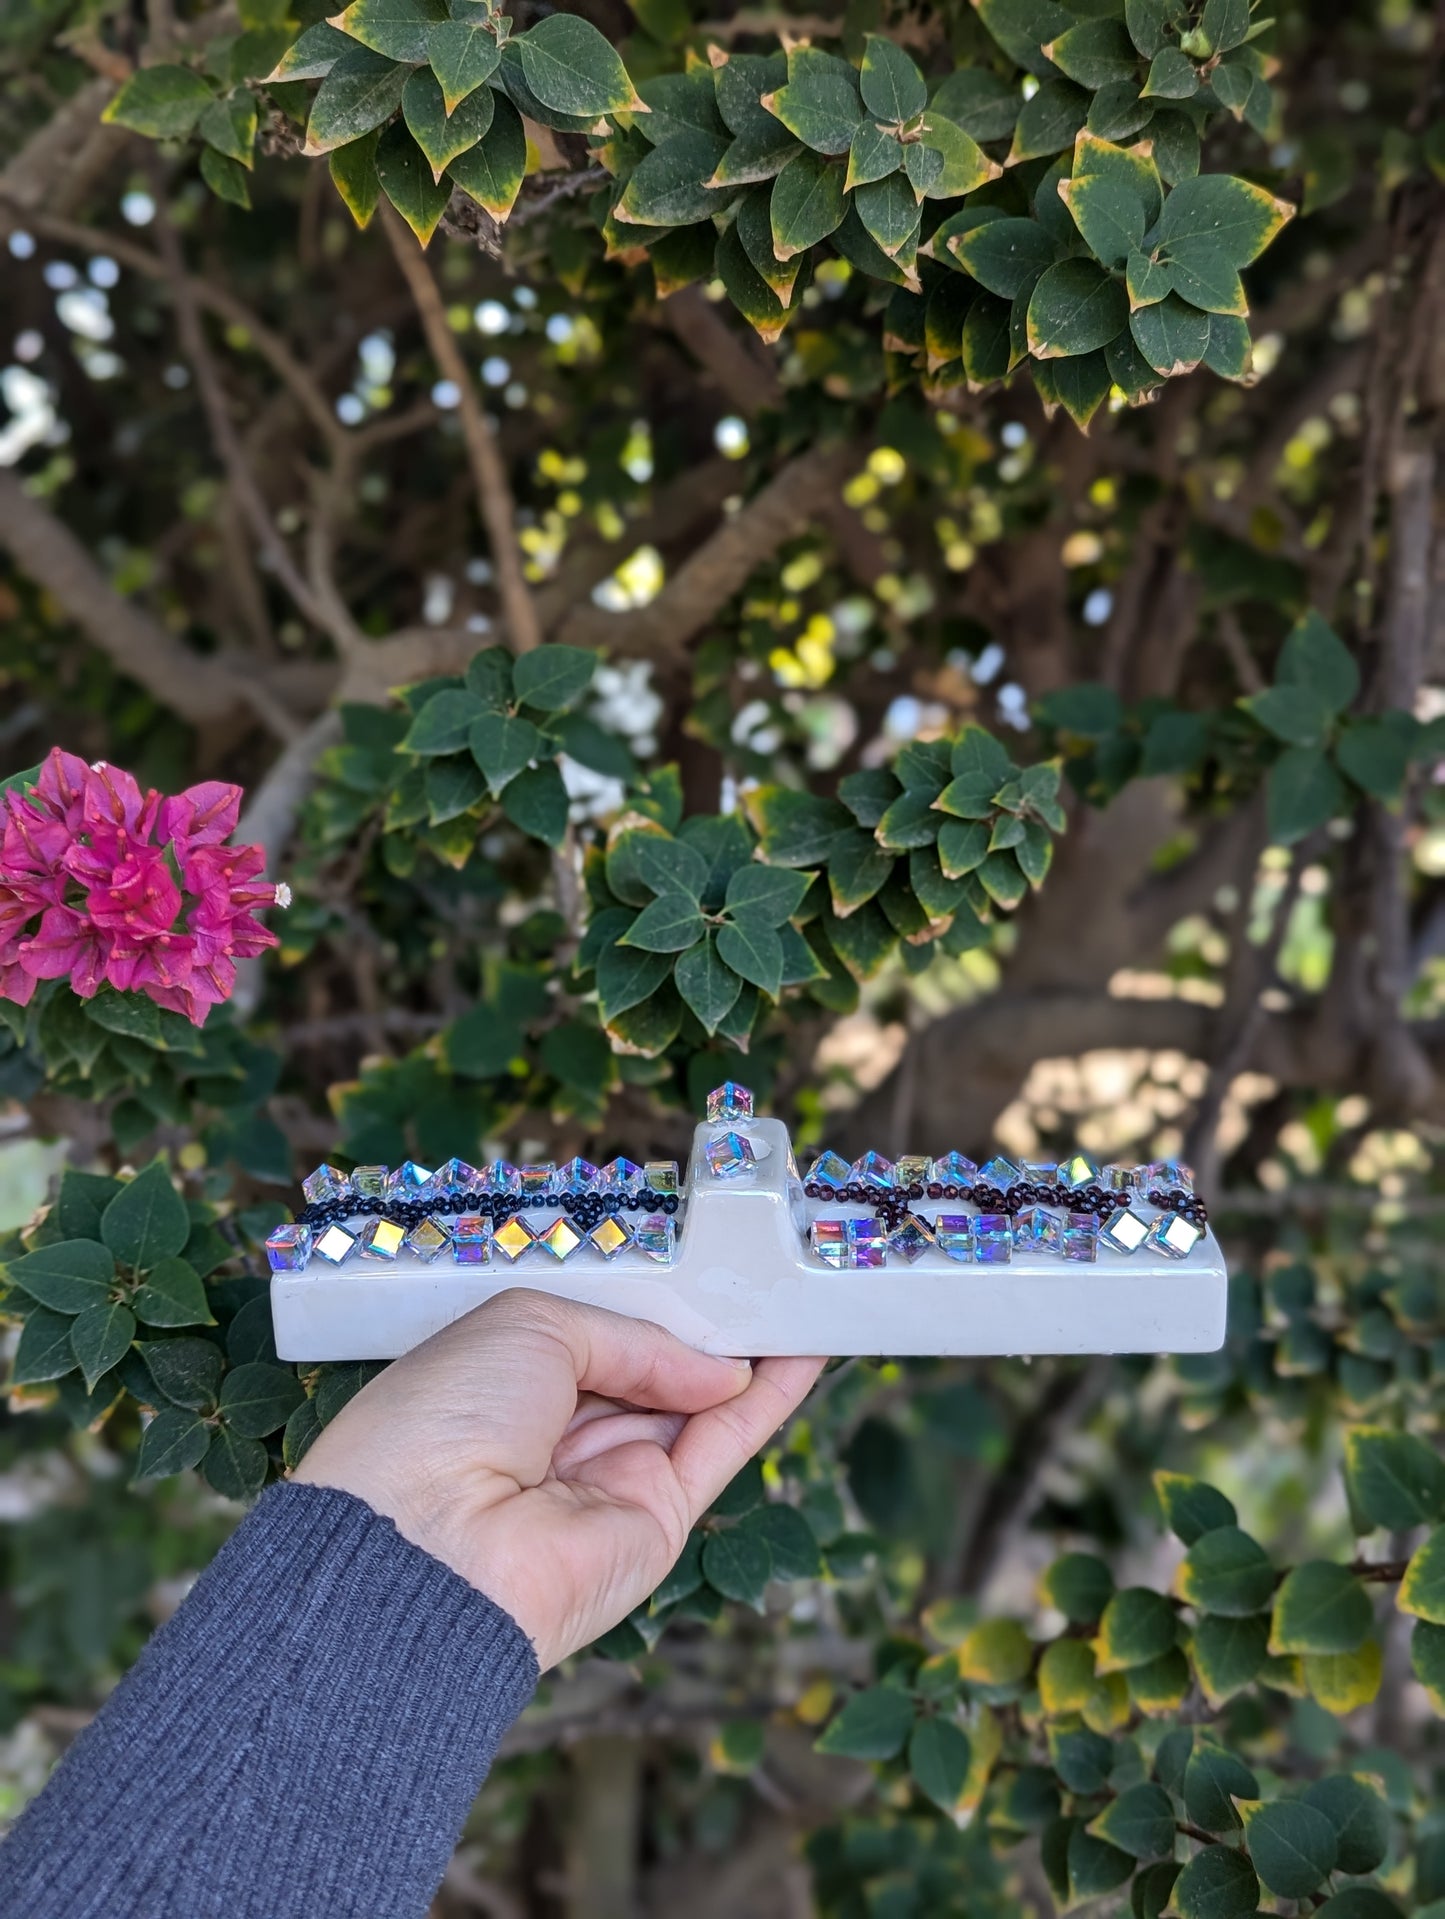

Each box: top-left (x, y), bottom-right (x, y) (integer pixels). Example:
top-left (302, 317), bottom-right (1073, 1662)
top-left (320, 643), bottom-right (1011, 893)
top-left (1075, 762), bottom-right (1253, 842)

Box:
top-left (0, 1480), bottom-right (539, 1919)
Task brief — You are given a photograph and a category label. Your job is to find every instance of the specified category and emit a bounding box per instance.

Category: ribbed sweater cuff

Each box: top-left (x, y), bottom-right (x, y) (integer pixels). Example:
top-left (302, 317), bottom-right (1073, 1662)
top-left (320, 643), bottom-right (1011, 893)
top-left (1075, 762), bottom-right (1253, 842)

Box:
top-left (2, 1481), bottom-right (539, 1919)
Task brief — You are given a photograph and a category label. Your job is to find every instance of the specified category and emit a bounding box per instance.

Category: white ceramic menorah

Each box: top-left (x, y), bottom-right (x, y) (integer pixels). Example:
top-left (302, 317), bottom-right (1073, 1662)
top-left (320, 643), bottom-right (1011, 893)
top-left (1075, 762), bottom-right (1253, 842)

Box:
top-left (267, 1083), bottom-right (1228, 1361)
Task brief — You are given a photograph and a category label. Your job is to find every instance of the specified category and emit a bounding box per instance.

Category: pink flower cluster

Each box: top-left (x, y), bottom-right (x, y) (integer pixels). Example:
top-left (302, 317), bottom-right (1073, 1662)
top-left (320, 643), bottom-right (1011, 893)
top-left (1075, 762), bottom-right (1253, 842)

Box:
top-left (0, 747), bottom-right (289, 1027)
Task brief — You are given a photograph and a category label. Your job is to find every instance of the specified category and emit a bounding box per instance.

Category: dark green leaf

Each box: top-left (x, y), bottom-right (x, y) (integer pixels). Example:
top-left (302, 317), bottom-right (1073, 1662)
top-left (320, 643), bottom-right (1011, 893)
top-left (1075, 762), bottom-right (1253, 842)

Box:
top-left (1173, 1843), bottom-right (1260, 1919)
top-left (70, 1301), bottom-right (135, 1391)
top-left (1089, 1782), bottom-right (1176, 1860)
top-left (716, 917), bottom-right (785, 997)
top-left (305, 44), bottom-right (410, 154)
top-left (103, 64), bottom-right (214, 138)
top-left (1300, 1776), bottom-right (1390, 1877)
top-left (1267, 745), bottom-right (1346, 845)
top-left (134, 1406), bottom-right (213, 1480)
top-left (515, 12), bottom-right (634, 118)
top-left (816, 1686), bottom-right (915, 1760)
top-left (12, 1306), bottom-right (80, 1384)
top-left (448, 94), bottom-right (526, 221)
top-left (137, 1336), bottom-right (225, 1411)
top-left (770, 148), bottom-right (847, 258)
top-left (623, 892), bottom-right (707, 953)
top-left (1183, 1743), bottom-right (1259, 1831)
top-left (5, 1240), bottom-right (115, 1314)
top-left (501, 762), bottom-right (570, 847)
top-left (1175, 1525), bottom-right (1276, 1616)
top-left (702, 1525), bottom-right (772, 1606)
top-left (427, 9), bottom-right (501, 113)
top-left (402, 64), bottom-right (493, 178)
top-left (1345, 1425), bottom-right (1445, 1530)
top-left (1270, 1561), bottom-right (1373, 1655)
top-left (1245, 1800), bottom-right (1338, 1900)
top-left (376, 120), bottom-right (453, 243)
top-left (724, 865), bottom-right (811, 926)
top-left (219, 1359), bottom-right (306, 1437)
top-left (859, 33), bottom-right (926, 122)
top-left (204, 1424), bottom-right (270, 1500)
top-left (102, 1162), bottom-right (191, 1272)
top-left (908, 1717), bottom-right (970, 1812)
top-left (513, 643), bottom-right (598, 712)
top-left (674, 936), bottom-right (741, 1034)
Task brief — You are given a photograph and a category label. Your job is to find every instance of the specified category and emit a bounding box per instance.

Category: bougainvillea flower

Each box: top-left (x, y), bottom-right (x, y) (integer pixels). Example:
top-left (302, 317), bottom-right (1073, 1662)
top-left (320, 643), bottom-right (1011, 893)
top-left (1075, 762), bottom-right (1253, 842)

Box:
top-left (33, 746), bottom-right (91, 831)
top-left (19, 905), bottom-right (108, 998)
top-left (0, 952), bottom-right (36, 1007)
top-left (157, 781), bottom-right (243, 855)
top-left (3, 799), bottom-right (72, 888)
top-left (81, 760), bottom-right (160, 843)
top-left (84, 846), bottom-right (183, 938)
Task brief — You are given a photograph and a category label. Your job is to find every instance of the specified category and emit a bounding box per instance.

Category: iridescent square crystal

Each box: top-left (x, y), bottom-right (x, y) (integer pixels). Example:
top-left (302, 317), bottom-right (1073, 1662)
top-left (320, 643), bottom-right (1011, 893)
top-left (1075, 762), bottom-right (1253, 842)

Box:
top-left (451, 1215), bottom-right (491, 1264)
top-left (539, 1216), bottom-right (583, 1260)
top-left (404, 1216), bottom-right (451, 1263)
top-left (350, 1164), bottom-right (390, 1201)
top-left (1021, 1160), bottom-right (1057, 1185)
top-left (1100, 1206), bottom-right (1150, 1255)
top-left (846, 1218), bottom-right (888, 1268)
top-left (1058, 1153), bottom-right (1101, 1191)
top-left (705, 1132), bottom-right (755, 1179)
top-left (975, 1214), bottom-right (1014, 1264)
top-left (265, 1223), bottom-right (312, 1272)
top-left (810, 1218), bottom-right (850, 1268)
top-left (429, 1157), bottom-right (478, 1198)
top-left (519, 1163), bottom-right (556, 1198)
top-left (850, 1151), bottom-right (895, 1191)
top-left (979, 1156), bottom-right (1020, 1190)
top-left (1062, 1212), bottom-right (1099, 1263)
top-left (600, 1156), bottom-right (643, 1192)
top-left (889, 1213), bottom-right (935, 1263)
top-left (807, 1149), bottom-right (853, 1192)
top-left (485, 1160), bottom-right (521, 1195)
top-left (560, 1157), bottom-right (599, 1193)
top-left (492, 1216), bottom-right (537, 1262)
top-left (1146, 1213), bottom-right (1203, 1259)
top-left (1102, 1164), bottom-right (1137, 1194)
top-left (358, 1217), bottom-right (406, 1261)
top-left (302, 1163), bottom-right (350, 1207)
top-left (934, 1214), bottom-right (974, 1262)
top-left (645, 1160), bottom-right (680, 1197)
top-left (386, 1161), bottom-right (434, 1200)
top-left (1015, 1207), bottom-right (1062, 1255)
top-left (634, 1213), bottom-right (676, 1263)
top-left (706, 1081), bottom-right (754, 1123)
top-left (1149, 1159), bottom-right (1195, 1194)
top-left (928, 1151), bottom-right (978, 1189)
top-left (895, 1156), bottom-right (930, 1191)
top-left (314, 1223), bottom-right (358, 1265)
top-left (589, 1216), bottom-right (632, 1259)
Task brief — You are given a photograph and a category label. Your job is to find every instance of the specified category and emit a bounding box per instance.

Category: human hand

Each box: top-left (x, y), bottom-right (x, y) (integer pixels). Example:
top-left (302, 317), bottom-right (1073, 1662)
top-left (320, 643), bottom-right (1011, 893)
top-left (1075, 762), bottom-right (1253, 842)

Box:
top-left (292, 1290), bottom-right (825, 1670)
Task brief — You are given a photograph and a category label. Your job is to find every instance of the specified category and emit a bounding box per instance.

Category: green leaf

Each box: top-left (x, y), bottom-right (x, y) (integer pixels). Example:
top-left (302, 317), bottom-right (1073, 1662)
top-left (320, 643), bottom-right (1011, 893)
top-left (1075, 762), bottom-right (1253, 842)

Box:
top-left (744, 1504), bottom-right (822, 1580)
top-left (403, 65), bottom-right (493, 179)
top-left (5, 1239), bottom-right (115, 1314)
top-left (1200, 0), bottom-right (1252, 53)
top-left (1132, 1861), bottom-right (1183, 1919)
top-left (876, 789), bottom-right (942, 851)
top-left (134, 1405), bottom-right (212, 1480)
top-left (1044, 18), bottom-right (1137, 88)
top-left (219, 1359), bottom-right (306, 1437)
top-left (203, 152), bottom-right (252, 208)
top-left (425, 753), bottom-right (487, 825)
top-left (200, 89), bottom-right (258, 166)
top-left (1303, 1640), bottom-right (1383, 1712)
top-left (1174, 1525), bottom-right (1276, 1616)
top-left (1155, 1471), bottom-right (1237, 1544)
top-left (552, 714), bottom-right (638, 783)
top-left (1068, 1826), bottom-right (1135, 1898)
top-left (908, 1717), bottom-right (970, 1812)
top-left (448, 94), bottom-right (526, 221)
top-left (1411, 1617), bottom-right (1445, 1710)
top-left (764, 46), bottom-right (863, 156)
top-left (855, 173), bottom-right (922, 258)
top-left (70, 1301), bottom-right (135, 1390)
top-left (1183, 1742), bottom-right (1259, 1830)
top-left (501, 762), bottom-right (569, 848)
top-left (978, 852), bottom-right (1027, 910)
top-left (672, 937), bottom-right (740, 1035)
top-left (513, 643), bottom-right (597, 712)
top-left (283, 1396), bottom-right (324, 1471)
top-left (1313, 1894), bottom-right (1403, 1919)
top-left (770, 148), bottom-right (847, 258)
top-left (305, 45), bottom-right (410, 154)
top-left (725, 865), bottom-right (811, 926)
top-left (816, 1686), bottom-right (915, 1760)
top-left (329, 129), bottom-right (383, 227)
top-left (959, 1617), bottom-right (1032, 1685)
top-left (744, 787), bottom-right (851, 867)
top-left (12, 1306), bottom-right (80, 1384)
top-left (1154, 171), bottom-right (1293, 268)
top-left (1192, 1612), bottom-right (1270, 1705)
top-left (1346, 1425), bottom-right (1445, 1530)
top-left (716, 917), bottom-right (785, 998)
top-left (204, 1424), bottom-right (270, 1500)
top-left (377, 120), bottom-right (452, 244)
top-left (702, 1525), bottom-right (772, 1606)
top-left (712, 120), bottom-right (800, 188)
top-left (267, 21), bottom-right (352, 81)
top-left (623, 892), bottom-right (707, 953)
top-left (1041, 1551), bottom-right (1114, 1623)
top-left (929, 67), bottom-right (1019, 142)
top-left (1337, 719), bottom-right (1410, 800)
top-left (1142, 46), bottom-right (1198, 98)
top-left (915, 113), bottom-right (994, 198)
top-left (1008, 78), bottom-right (1089, 164)
top-left (332, 0), bottom-right (446, 61)
top-left (950, 216), bottom-right (1059, 299)
top-left (427, 11), bottom-right (501, 113)
top-left (1300, 1776), bottom-right (1390, 1877)
top-left (132, 1256), bottom-right (214, 1329)
top-left (103, 64), bottom-right (214, 138)
top-left (516, 12), bottom-right (635, 118)
top-left (1242, 1800), bottom-right (1338, 1900)
top-left (617, 128), bottom-right (730, 226)
top-left (1150, 107), bottom-right (1200, 183)
top-left (102, 1162), bottom-right (190, 1272)
top-left (138, 1336), bottom-right (225, 1410)
top-left (1397, 1525), bottom-right (1445, 1623)
top-left (1088, 1782), bottom-right (1176, 1860)
top-left (596, 941), bottom-right (673, 1021)
top-left (1245, 683), bottom-right (1333, 748)
top-left (1267, 745), bottom-right (1346, 845)
top-left (860, 34), bottom-right (926, 122)
top-left (1277, 610), bottom-right (1360, 715)
top-left (1271, 1561), bottom-right (1374, 1655)
top-left (1096, 1586), bottom-right (1179, 1671)
top-left (1130, 291), bottom-right (1211, 374)
top-left (1173, 1844), bottom-right (1260, 1919)
top-left (470, 711), bottom-right (542, 792)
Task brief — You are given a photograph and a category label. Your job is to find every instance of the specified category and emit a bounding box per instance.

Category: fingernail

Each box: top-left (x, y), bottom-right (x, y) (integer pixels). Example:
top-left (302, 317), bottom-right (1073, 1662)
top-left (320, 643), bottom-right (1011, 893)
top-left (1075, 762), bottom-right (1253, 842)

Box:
top-left (719, 1354), bottom-right (753, 1372)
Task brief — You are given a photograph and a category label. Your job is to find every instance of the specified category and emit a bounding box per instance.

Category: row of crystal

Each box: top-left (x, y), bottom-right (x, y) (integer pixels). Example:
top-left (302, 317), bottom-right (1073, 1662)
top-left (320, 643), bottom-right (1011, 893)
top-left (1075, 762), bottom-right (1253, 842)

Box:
top-left (808, 1205), bottom-right (1202, 1268)
top-left (300, 1155), bottom-right (682, 1208)
top-left (805, 1149), bottom-right (1194, 1196)
top-left (267, 1207), bottom-right (678, 1273)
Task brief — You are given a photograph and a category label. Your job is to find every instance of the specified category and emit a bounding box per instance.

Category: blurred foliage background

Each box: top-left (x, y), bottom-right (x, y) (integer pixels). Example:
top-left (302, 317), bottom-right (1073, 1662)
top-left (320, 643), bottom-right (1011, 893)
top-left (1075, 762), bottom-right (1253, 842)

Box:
top-left (4, 0), bottom-right (1445, 1913)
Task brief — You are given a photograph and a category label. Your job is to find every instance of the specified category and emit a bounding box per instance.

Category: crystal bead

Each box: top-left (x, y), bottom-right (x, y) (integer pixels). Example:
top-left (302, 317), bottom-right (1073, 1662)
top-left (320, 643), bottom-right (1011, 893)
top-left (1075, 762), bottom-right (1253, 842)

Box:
top-left (706, 1081), bottom-right (754, 1123)
top-left (358, 1217), bottom-right (406, 1261)
top-left (979, 1156), bottom-right (1020, 1190)
top-left (265, 1223), bottom-right (312, 1272)
top-left (350, 1164), bottom-right (389, 1201)
top-left (493, 1216), bottom-right (537, 1262)
top-left (485, 1160), bottom-right (521, 1195)
top-left (634, 1213), bottom-right (676, 1263)
top-left (645, 1160), bottom-right (680, 1197)
top-left (1062, 1212), bottom-right (1100, 1263)
top-left (850, 1151), bottom-right (895, 1191)
top-left (889, 1213), bottom-right (935, 1263)
top-left (810, 1219), bottom-right (850, 1268)
top-left (1101, 1164), bottom-right (1136, 1193)
top-left (895, 1156), bottom-right (931, 1190)
top-left (975, 1214), bottom-right (1014, 1264)
top-left (1021, 1160), bottom-right (1057, 1185)
top-left (404, 1216), bottom-right (451, 1263)
top-left (559, 1156), bottom-right (599, 1193)
top-left (539, 1216), bottom-right (583, 1260)
top-left (1148, 1159), bottom-right (1195, 1194)
top-left (1100, 1207), bottom-right (1150, 1255)
top-left (1058, 1153), bottom-right (1101, 1191)
top-left (589, 1216), bottom-right (632, 1259)
top-left (428, 1157), bottom-right (478, 1198)
top-left (934, 1215), bottom-right (974, 1262)
top-left (600, 1156), bottom-right (643, 1192)
top-left (302, 1163), bottom-right (350, 1207)
top-left (386, 1161), bottom-right (433, 1199)
top-left (314, 1223), bottom-right (358, 1265)
top-left (807, 1150), bottom-right (852, 1192)
top-left (519, 1163), bottom-right (556, 1197)
top-left (846, 1218), bottom-right (888, 1268)
top-left (1146, 1213), bottom-right (1203, 1259)
top-left (1015, 1207), bottom-right (1061, 1256)
top-left (451, 1215), bottom-right (491, 1264)
top-left (705, 1132), bottom-right (755, 1179)
top-left (928, 1151), bottom-right (979, 1188)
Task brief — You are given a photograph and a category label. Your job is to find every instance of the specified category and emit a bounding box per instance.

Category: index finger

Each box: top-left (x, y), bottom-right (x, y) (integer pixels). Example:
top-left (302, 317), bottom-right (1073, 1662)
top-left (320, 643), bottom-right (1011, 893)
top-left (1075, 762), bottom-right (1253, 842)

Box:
top-left (669, 1356), bottom-right (826, 1521)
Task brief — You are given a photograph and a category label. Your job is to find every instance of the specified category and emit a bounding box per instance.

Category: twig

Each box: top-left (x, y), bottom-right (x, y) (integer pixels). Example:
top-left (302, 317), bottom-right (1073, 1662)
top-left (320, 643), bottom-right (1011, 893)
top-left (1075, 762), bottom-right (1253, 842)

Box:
top-left (381, 204), bottom-right (543, 653)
